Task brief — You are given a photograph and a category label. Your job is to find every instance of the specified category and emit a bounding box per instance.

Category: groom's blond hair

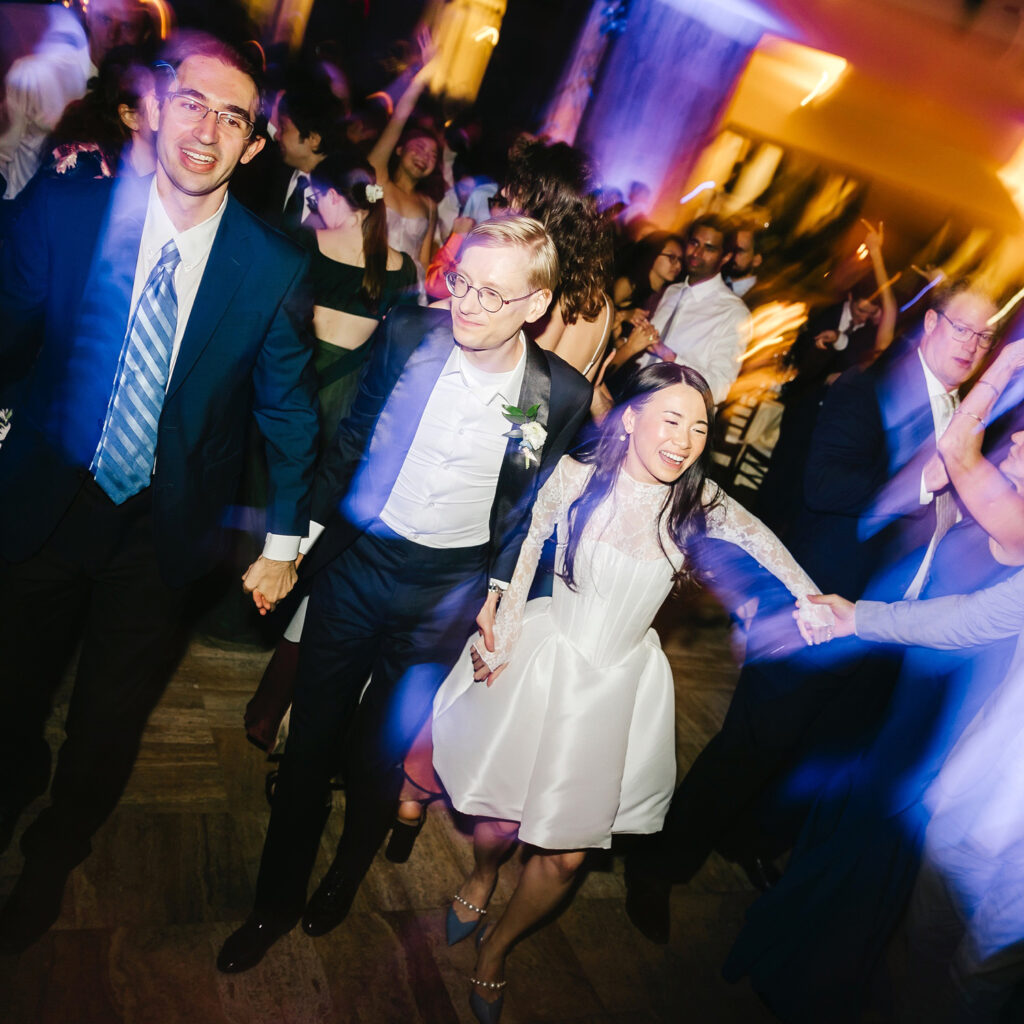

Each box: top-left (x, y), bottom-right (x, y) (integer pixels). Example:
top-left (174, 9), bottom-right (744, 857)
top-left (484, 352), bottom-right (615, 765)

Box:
top-left (460, 216), bottom-right (560, 294)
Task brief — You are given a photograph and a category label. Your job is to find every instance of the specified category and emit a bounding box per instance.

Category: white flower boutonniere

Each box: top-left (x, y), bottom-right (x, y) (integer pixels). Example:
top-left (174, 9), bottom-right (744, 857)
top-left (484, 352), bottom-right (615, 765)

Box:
top-left (503, 403), bottom-right (547, 466)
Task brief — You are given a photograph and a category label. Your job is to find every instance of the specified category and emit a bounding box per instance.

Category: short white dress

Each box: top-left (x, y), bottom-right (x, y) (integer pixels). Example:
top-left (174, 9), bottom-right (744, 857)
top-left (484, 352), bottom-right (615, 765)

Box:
top-left (433, 456), bottom-right (822, 850)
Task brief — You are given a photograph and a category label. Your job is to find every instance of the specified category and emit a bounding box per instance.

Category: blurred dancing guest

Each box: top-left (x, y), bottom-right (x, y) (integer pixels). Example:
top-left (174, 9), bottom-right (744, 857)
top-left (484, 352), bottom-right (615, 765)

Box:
top-left (723, 336), bottom-right (1024, 1023)
top-left (0, 34), bottom-right (319, 952)
top-left (431, 363), bottom-right (833, 1023)
top-left (610, 230), bottom-right (684, 338)
top-left (217, 217), bottom-right (592, 974)
top-left (368, 33), bottom-right (441, 287)
top-left (797, 566), bottom-right (1024, 1022)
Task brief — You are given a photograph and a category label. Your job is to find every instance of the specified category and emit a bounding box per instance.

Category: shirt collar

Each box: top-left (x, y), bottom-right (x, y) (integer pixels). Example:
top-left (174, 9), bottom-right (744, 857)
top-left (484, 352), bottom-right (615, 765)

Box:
top-left (443, 332), bottom-right (527, 406)
top-left (142, 177), bottom-right (228, 274)
top-left (918, 347), bottom-right (957, 399)
top-left (684, 273), bottom-right (728, 300)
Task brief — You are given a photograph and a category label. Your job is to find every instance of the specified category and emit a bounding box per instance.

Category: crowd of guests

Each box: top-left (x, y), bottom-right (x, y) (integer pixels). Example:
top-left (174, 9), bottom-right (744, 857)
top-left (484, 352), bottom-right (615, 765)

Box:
top-left (2, 7), bottom-right (1024, 1024)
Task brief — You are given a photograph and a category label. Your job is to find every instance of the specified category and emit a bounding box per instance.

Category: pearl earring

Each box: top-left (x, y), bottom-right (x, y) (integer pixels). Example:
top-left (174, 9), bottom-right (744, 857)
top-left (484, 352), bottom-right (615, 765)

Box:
top-left (619, 433), bottom-right (627, 441)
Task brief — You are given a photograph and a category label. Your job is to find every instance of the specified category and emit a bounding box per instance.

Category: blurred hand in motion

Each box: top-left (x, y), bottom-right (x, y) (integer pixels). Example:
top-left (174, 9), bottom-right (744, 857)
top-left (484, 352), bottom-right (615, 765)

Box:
top-left (814, 329), bottom-right (839, 350)
top-left (923, 452), bottom-right (950, 493)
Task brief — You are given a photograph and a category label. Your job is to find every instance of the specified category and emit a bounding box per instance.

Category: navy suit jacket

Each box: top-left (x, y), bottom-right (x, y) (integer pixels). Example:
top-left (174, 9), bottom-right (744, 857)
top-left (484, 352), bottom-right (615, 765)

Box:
top-left (301, 305), bottom-right (592, 586)
top-left (0, 173), bottom-right (319, 587)
top-left (788, 341), bottom-right (943, 599)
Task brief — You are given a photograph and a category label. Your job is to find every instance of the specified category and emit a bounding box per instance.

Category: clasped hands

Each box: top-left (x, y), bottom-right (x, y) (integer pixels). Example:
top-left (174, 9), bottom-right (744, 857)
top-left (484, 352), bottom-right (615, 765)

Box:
top-left (241, 554), bottom-right (300, 615)
top-left (471, 589), bottom-right (506, 686)
top-left (794, 593), bottom-right (855, 644)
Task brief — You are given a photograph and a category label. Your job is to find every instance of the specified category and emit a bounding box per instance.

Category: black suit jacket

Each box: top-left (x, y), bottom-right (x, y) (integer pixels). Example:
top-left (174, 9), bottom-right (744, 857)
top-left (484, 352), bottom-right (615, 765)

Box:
top-left (302, 305), bottom-right (592, 585)
top-left (788, 342), bottom-right (942, 599)
top-left (0, 173), bottom-right (320, 587)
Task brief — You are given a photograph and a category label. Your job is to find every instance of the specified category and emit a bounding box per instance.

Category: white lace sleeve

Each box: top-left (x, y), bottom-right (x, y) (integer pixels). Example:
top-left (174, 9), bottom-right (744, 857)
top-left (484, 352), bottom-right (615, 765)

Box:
top-left (703, 482), bottom-right (828, 622)
top-left (477, 457), bottom-right (586, 671)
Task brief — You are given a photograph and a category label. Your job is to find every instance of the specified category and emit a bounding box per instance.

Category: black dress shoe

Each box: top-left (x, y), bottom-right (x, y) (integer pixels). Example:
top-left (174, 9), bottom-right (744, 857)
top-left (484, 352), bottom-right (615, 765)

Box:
top-left (302, 863), bottom-right (359, 937)
top-left (624, 869), bottom-right (672, 945)
top-left (384, 814), bottom-right (425, 864)
top-left (216, 914), bottom-right (296, 973)
top-left (735, 855), bottom-right (781, 893)
top-left (0, 858), bottom-right (71, 954)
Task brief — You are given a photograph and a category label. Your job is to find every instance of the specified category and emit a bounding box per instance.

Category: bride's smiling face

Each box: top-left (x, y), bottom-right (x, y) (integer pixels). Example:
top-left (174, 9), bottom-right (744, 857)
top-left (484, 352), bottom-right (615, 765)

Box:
top-left (621, 383), bottom-right (709, 485)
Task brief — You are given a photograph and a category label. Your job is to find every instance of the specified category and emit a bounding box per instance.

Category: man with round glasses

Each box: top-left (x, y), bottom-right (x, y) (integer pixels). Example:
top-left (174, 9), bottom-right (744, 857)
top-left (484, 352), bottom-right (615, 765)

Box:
top-left (0, 35), bottom-right (319, 951)
top-left (219, 215), bottom-right (591, 972)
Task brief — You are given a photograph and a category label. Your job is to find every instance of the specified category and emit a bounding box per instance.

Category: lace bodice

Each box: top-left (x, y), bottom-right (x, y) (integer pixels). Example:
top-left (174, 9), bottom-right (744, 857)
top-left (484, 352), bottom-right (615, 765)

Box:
top-left (481, 456), bottom-right (826, 670)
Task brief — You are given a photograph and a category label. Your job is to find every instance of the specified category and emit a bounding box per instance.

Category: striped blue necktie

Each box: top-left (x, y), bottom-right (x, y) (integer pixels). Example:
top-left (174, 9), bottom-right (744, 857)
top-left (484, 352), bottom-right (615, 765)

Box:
top-left (92, 239), bottom-right (181, 504)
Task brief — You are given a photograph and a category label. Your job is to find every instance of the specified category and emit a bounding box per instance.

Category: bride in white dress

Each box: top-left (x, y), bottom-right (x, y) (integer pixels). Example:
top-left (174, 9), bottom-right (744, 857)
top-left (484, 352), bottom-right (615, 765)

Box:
top-left (430, 363), bottom-right (832, 1022)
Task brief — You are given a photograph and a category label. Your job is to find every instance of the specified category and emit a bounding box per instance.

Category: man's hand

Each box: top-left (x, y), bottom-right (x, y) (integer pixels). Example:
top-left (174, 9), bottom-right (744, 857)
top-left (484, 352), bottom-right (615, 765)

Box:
top-left (242, 556), bottom-right (298, 615)
top-left (814, 329), bottom-right (839, 350)
top-left (471, 643), bottom-right (507, 687)
top-left (648, 341), bottom-right (676, 362)
top-left (802, 593), bottom-right (856, 639)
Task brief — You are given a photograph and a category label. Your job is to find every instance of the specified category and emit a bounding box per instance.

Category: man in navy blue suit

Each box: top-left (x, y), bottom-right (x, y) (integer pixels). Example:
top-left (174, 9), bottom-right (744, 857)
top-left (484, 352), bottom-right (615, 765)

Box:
top-left (217, 216), bottom-right (593, 973)
top-left (0, 36), bottom-right (319, 951)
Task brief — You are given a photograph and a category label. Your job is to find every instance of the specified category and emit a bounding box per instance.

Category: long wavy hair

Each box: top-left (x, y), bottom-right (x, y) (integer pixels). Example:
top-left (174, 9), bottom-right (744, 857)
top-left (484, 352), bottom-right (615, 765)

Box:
top-left (311, 148), bottom-right (389, 305)
top-left (501, 135), bottom-right (611, 325)
top-left (561, 363), bottom-right (720, 591)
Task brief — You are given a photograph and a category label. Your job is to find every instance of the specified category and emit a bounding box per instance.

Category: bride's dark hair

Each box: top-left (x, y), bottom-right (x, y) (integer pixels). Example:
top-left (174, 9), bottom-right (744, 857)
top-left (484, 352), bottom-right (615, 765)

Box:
top-left (561, 362), bottom-right (720, 590)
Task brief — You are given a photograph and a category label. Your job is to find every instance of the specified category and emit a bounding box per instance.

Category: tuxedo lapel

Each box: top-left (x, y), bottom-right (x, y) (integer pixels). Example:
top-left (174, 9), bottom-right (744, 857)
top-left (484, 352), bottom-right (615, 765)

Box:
top-left (489, 339), bottom-right (552, 540)
top-left (166, 198), bottom-right (249, 398)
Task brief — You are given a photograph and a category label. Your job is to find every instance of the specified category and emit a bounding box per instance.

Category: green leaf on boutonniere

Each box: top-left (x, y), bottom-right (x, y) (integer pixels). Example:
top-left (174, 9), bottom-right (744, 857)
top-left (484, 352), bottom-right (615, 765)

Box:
top-left (526, 403), bottom-right (540, 418)
top-left (502, 404), bottom-right (527, 424)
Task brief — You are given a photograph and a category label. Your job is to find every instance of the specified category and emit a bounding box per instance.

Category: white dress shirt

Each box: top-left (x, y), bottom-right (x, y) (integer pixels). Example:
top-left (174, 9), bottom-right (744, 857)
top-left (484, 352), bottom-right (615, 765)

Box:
top-left (648, 274), bottom-right (752, 404)
top-left (380, 339), bottom-right (526, 548)
top-left (119, 181), bottom-right (298, 560)
top-left (904, 350), bottom-right (961, 599)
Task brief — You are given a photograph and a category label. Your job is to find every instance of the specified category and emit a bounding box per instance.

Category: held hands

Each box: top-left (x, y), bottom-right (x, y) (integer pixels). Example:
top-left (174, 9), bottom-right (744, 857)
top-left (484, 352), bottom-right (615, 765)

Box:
top-left (472, 590), bottom-right (507, 686)
top-left (796, 593), bottom-right (855, 643)
top-left (241, 556), bottom-right (298, 616)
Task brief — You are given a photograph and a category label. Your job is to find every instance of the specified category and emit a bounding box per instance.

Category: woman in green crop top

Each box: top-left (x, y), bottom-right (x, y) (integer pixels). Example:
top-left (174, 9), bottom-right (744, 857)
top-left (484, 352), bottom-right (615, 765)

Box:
top-left (301, 150), bottom-right (417, 452)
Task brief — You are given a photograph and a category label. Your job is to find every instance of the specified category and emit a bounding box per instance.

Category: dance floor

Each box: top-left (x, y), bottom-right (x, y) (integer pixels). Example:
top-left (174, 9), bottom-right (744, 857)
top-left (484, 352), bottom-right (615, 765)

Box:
top-left (1, 593), bottom-right (774, 1023)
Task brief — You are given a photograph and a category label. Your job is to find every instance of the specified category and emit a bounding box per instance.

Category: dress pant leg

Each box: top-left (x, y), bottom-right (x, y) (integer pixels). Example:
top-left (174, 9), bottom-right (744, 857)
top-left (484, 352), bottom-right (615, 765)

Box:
top-left (20, 486), bottom-right (188, 866)
top-left (253, 547), bottom-right (384, 916)
top-left (331, 550), bottom-right (485, 884)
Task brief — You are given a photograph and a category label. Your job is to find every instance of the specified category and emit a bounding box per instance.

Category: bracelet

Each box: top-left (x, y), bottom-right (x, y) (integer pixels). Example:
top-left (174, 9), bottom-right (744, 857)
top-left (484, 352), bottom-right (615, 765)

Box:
top-left (975, 379), bottom-right (1001, 396)
top-left (954, 408), bottom-right (986, 425)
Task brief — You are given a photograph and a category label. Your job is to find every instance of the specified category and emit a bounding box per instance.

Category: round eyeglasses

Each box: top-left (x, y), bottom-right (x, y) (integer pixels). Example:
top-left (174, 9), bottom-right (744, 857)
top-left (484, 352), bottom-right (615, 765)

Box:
top-left (445, 271), bottom-right (539, 314)
top-left (166, 92), bottom-right (256, 140)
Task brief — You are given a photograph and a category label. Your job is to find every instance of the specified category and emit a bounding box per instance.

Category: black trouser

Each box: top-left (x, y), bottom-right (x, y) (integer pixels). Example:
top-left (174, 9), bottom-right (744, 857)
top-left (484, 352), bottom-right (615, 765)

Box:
top-left (254, 524), bottom-right (487, 916)
top-left (0, 479), bottom-right (187, 867)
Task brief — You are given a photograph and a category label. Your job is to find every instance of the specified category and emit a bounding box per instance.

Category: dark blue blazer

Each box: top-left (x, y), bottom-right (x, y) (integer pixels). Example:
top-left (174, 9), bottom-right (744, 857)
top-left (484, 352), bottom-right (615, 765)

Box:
top-left (302, 305), bottom-right (592, 586)
top-left (788, 341), bottom-right (942, 599)
top-left (0, 173), bottom-right (320, 587)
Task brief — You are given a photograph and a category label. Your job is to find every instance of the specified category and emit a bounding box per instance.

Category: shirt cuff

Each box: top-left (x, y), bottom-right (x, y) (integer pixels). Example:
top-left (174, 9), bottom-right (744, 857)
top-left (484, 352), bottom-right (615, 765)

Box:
top-left (488, 578), bottom-right (509, 591)
top-left (262, 533), bottom-right (301, 561)
top-left (298, 520), bottom-right (325, 556)
top-left (920, 469), bottom-right (935, 506)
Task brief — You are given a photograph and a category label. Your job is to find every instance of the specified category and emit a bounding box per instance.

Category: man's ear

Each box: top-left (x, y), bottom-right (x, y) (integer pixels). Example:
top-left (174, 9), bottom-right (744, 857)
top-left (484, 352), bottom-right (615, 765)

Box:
top-left (923, 308), bottom-right (938, 336)
top-left (144, 93), bottom-right (160, 134)
top-left (752, 252), bottom-right (763, 270)
top-left (307, 130), bottom-right (322, 153)
top-left (240, 134), bottom-right (266, 165)
top-left (522, 288), bottom-right (553, 325)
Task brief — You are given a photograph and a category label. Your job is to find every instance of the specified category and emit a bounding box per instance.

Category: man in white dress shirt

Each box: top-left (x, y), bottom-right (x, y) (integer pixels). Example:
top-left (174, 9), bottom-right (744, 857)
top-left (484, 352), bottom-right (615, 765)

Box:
top-left (218, 216), bottom-right (592, 973)
top-left (646, 216), bottom-right (752, 404)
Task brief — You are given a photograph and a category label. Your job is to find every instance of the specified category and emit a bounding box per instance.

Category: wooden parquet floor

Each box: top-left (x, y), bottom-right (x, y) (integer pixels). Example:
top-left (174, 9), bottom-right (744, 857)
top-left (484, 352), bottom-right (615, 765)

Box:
top-left (0, 595), bottom-right (776, 1024)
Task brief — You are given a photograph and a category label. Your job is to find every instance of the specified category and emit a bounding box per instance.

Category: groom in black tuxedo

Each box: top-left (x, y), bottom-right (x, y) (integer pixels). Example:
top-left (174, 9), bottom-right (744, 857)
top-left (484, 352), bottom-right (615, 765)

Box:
top-left (219, 216), bottom-right (592, 972)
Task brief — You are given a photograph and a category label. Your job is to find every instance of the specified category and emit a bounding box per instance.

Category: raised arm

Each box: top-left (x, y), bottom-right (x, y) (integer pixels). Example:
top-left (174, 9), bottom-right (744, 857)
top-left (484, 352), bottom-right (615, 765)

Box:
top-left (935, 338), bottom-right (1024, 564)
top-left (862, 220), bottom-right (897, 354)
top-left (367, 31), bottom-right (437, 183)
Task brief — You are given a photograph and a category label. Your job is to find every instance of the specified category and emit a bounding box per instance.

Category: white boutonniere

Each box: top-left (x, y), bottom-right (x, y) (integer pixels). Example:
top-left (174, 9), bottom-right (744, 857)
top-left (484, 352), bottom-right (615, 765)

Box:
top-left (502, 403), bottom-right (547, 466)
